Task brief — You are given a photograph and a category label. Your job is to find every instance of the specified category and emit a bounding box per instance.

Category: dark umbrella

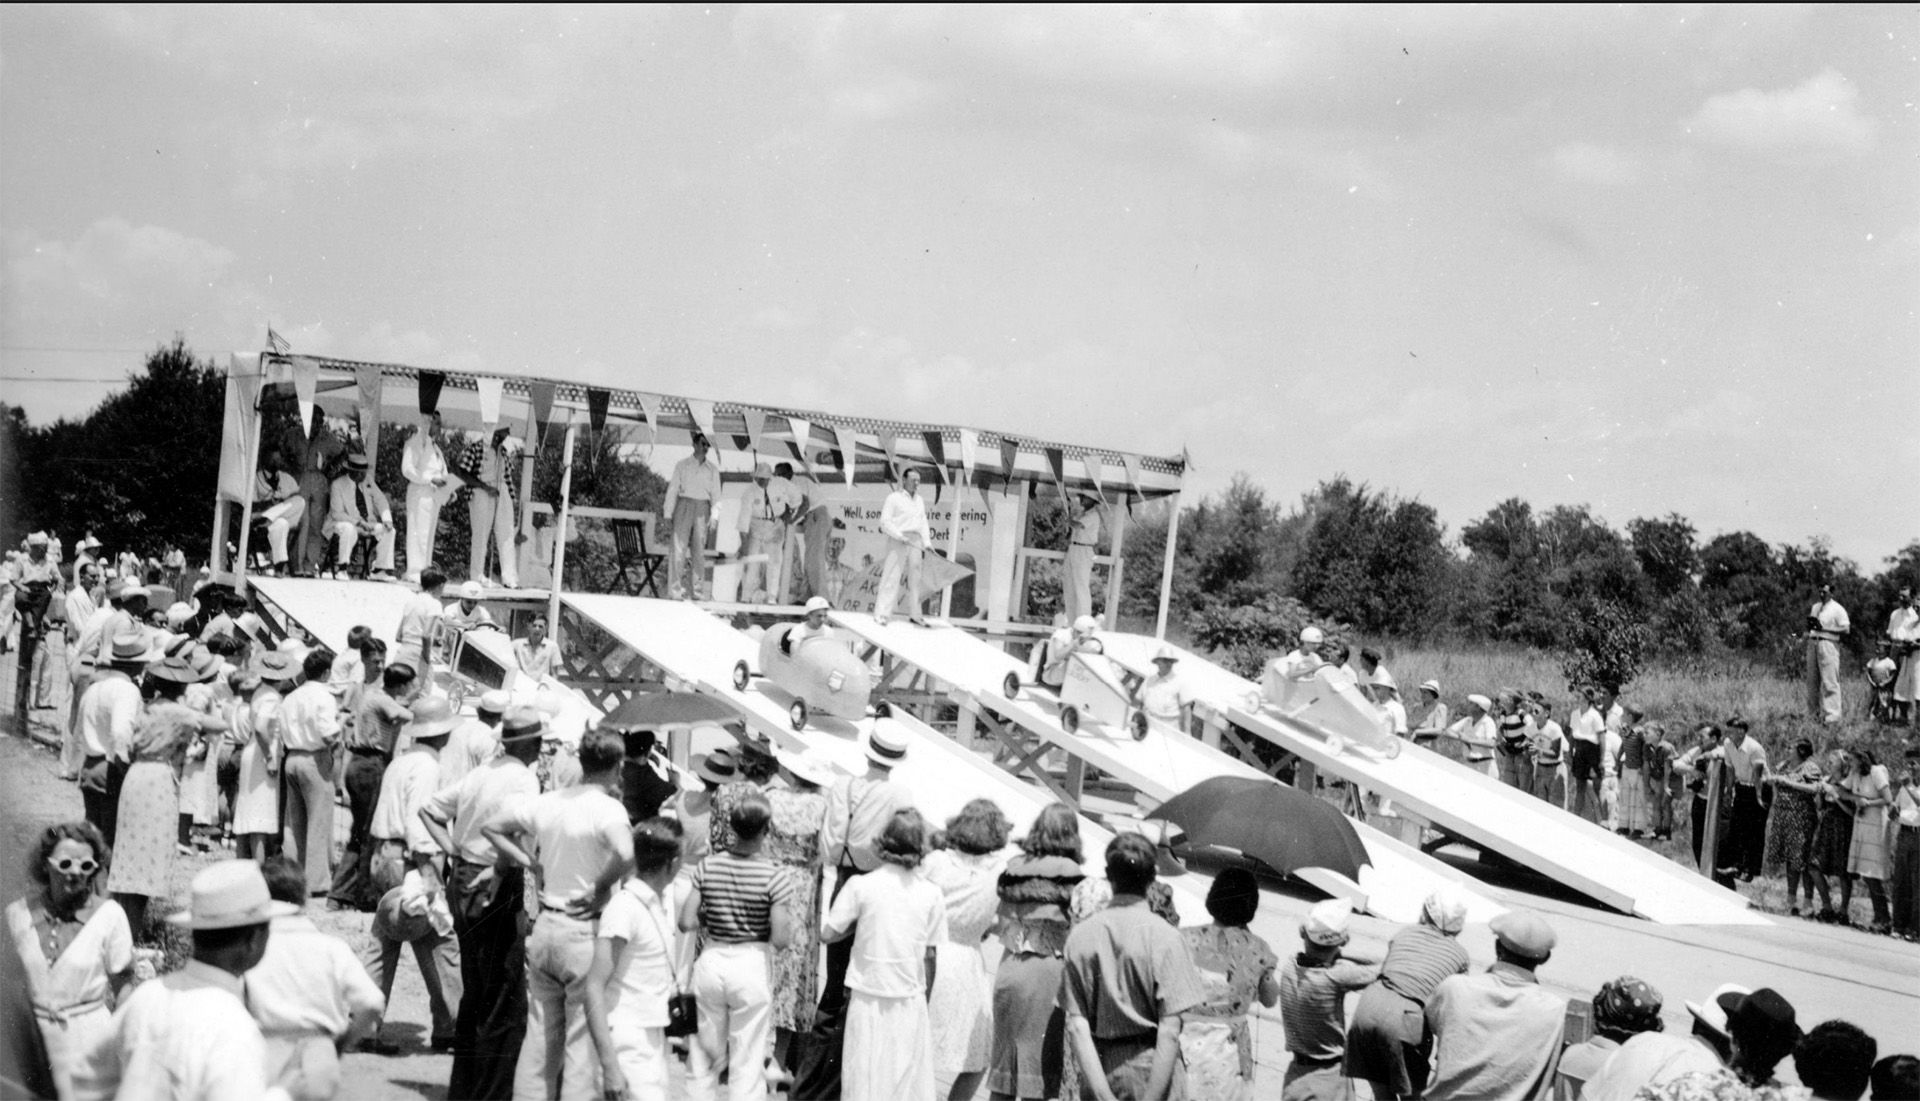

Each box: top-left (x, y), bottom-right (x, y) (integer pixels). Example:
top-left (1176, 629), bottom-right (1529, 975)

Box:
top-left (1145, 776), bottom-right (1370, 881)
top-left (601, 690), bottom-right (739, 731)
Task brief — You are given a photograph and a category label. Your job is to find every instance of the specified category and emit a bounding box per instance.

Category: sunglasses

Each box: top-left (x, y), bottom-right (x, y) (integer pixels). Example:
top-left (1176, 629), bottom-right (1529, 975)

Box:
top-left (49, 857), bottom-right (99, 876)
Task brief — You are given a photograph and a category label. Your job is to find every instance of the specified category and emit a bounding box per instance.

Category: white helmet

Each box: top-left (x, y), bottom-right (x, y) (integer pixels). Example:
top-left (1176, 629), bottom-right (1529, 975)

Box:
top-left (1073, 615), bottom-right (1100, 635)
top-left (1299, 626), bottom-right (1325, 645)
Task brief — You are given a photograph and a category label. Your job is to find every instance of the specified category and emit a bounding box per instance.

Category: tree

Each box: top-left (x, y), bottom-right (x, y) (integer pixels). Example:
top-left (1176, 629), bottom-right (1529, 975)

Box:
top-left (1628, 514), bottom-right (1699, 598)
top-left (1289, 477), bottom-right (1448, 638)
top-left (1559, 598), bottom-right (1652, 694)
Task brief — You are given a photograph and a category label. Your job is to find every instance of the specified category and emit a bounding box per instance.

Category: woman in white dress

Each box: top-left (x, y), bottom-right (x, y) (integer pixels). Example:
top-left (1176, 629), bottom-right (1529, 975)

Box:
top-left (921, 799), bottom-right (1014, 1101)
top-left (5, 820), bottom-right (134, 1101)
top-left (823, 808), bottom-right (948, 1101)
top-left (232, 660), bottom-right (285, 860)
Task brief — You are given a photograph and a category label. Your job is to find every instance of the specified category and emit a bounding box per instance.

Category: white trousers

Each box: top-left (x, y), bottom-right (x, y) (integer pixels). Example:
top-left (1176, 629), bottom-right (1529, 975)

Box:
top-left (687, 941), bottom-right (771, 1101)
top-left (739, 518), bottom-right (786, 603)
top-left (667, 499), bottom-right (711, 599)
top-left (405, 481), bottom-right (459, 580)
top-left (611, 1023), bottom-right (670, 1101)
top-left (1064, 542), bottom-right (1096, 624)
top-left (326, 520), bottom-right (396, 571)
top-left (468, 489), bottom-right (519, 588)
top-left (874, 538), bottom-right (924, 624)
top-left (261, 498), bottom-right (305, 564)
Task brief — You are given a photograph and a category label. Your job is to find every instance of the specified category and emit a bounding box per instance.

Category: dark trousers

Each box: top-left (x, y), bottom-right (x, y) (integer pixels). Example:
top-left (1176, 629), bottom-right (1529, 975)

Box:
top-left (448, 858), bottom-right (528, 1101)
top-left (328, 751), bottom-right (387, 908)
top-left (1894, 826), bottom-right (1920, 939)
top-left (1730, 785), bottom-right (1765, 878)
top-left (80, 757), bottom-right (128, 848)
top-left (1690, 794), bottom-right (1708, 865)
top-left (818, 864), bottom-right (869, 1018)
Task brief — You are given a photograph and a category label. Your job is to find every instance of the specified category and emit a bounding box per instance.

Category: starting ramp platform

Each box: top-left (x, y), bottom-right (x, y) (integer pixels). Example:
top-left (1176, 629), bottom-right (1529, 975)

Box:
top-left (1096, 633), bottom-right (1762, 926)
top-left (828, 611), bottom-right (1501, 924)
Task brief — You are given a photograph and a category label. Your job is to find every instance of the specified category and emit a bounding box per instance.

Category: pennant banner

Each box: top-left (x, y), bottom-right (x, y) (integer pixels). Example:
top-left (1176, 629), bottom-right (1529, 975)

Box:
top-left (833, 425), bottom-right (860, 486)
top-left (685, 399), bottom-right (716, 442)
top-left (958, 428), bottom-right (978, 480)
top-left (475, 377), bottom-right (505, 425)
top-left (291, 357), bottom-right (320, 438)
top-left (1121, 453), bottom-right (1143, 497)
top-left (999, 437), bottom-right (1019, 480)
top-left (527, 381), bottom-right (556, 448)
top-left (353, 366), bottom-right (382, 438)
top-left (1044, 447), bottom-right (1066, 495)
top-left (635, 392), bottom-right (662, 428)
top-left (417, 371), bottom-right (445, 416)
top-left (1082, 453), bottom-right (1106, 503)
top-left (587, 389), bottom-right (610, 434)
top-left (922, 432), bottom-right (948, 481)
top-left (741, 409), bottom-right (767, 451)
top-left (876, 432), bottom-right (898, 481)
top-left (786, 417), bottom-right (813, 476)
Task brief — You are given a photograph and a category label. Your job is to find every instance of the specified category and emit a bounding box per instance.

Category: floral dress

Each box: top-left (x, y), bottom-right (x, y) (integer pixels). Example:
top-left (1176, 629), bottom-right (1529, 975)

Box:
top-left (1847, 766), bottom-right (1893, 879)
top-left (764, 784), bottom-right (826, 1031)
top-left (923, 846), bottom-right (1010, 1076)
top-left (1178, 923), bottom-right (1280, 1101)
top-left (1761, 758), bottom-right (1823, 877)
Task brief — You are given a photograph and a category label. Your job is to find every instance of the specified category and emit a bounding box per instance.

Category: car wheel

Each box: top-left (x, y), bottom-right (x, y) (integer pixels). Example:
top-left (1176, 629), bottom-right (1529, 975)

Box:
top-left (872, 701), bottom-right (893, 720)
top-left (1385, 738), bottom-right (1403, 759)
top-left (1003, 672), bottom-right (1021, 701)
top-left (1129, 711), bottom-right (1149, 742)
top-left (732, 661), bottom-right (750, 692)
top-left (789, 699), bottom-right (808, 731)
top-left (1060, 705), bottom-right (1080, 735)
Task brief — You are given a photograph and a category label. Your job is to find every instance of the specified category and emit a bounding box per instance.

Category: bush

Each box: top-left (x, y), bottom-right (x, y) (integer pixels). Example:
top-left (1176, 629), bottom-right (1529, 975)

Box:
top-left (1558, 599), bottom-right (1651, 692)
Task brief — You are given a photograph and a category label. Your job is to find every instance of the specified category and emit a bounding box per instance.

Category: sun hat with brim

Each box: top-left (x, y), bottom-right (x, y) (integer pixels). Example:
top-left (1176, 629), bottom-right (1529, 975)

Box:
top-left (110, 635), bottom-right (160, 665)
top-left (345, 452), bottom-right (371, 471)
top-left (1684, 983), bottom-right (1753, 1038)
top-left (779, 747), bottom-right (843, 789)
top-left (234, 612), bottom-right (266, 639)
top-left (1725, 988), bottom-right (1799, 1055)
top-left (166, 860), bottom-right (299, 930)
top-left (1466, 694), bottom-right (1493, 712)
top-left (694, 749), bottom-right (739, 786)
top-left (251, 650), bottom-right (298, 684)
top-left (865, 724), bottom-right (910, 768)
top-left (147, 656), bottom-right (203, 684)
top-left (1419, 680), bottom-right (1441, 696)
top-left (404, 696), bottom-right (459, 741)
top-left (104, 577), bottom-right (129, 601)
top-left (498, 707), bottom-right (547, 743)
top-left (1153, 645), bottom-right (1179, 664)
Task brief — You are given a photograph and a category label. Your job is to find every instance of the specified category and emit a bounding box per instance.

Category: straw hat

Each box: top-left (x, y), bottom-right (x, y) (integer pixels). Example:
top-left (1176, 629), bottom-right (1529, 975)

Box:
top-left (865, 724), bottom-right (909, 768)
top-left (166, 861), bottom-right (298, 930)
top-left (251, 650), bottom-right (297, 684)
top-left (1419, 679), bottom-right (1441, 696)
top-left (404, 696), bottom-right (459, 741)
top-left (1685, 983), bottom-right (1753, 1038)
top-left (109, 633), bottom-right (159, 666)
top-left (478, 689), bottom-right (512, 716)
top-left (694, 748), bottom-right (739, 786)
top-left (499, 707), bottom-right (547, 743)
top-left (1152, 645), bottom-right (1179, 664)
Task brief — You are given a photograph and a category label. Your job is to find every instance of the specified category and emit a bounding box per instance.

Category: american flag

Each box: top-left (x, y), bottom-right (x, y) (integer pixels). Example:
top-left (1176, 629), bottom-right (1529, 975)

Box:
top-left (265, 326), bottom-right (291, 355)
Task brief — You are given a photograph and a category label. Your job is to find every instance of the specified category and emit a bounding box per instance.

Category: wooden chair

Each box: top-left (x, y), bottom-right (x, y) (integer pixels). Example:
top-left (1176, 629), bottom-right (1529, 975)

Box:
top-left (610, 516), bottom-right (666, 597)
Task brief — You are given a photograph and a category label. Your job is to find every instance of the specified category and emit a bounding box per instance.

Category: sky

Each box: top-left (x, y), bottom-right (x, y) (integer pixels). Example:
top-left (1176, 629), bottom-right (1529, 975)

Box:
top-left (3, 5), bottom-right (1915, 567)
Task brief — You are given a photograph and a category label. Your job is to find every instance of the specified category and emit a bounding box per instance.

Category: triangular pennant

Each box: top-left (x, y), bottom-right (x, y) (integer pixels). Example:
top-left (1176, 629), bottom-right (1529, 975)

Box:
top-left (353, 366), bottom-right (382, 438)
top-left (587, 389), bottom-right (610, 434)
top-left (685, 398), bottom-right (716, 442)
top-left (922, 432), bottom-right (948, 481)
top-left (833, 425), bottom-right (860, 486)
top-left (1121, 453), bottom-right (1143, 496)
top-left (291, 356), bottom-right (320, 438)
top-left (876, 432), bottom-right (898, 481)
top-left (999, 437), bottom-right (1018, 480)
top-left (1082, 453), bottom-right (1106, 504)
top-left (786, 417), bottom-right (814, 476)
top-left (636, 392), bottom-right (662, 429)
top-left (732, 434), bottom-right (754, 451)
top-left (528, 381), bottom-right (556, 449)
top-left (958, 428), bottom-right (979, 480)
top-left (741, 408), bottom-right (767, 442)
top-left (1044, 447), bottom-right (1066, 495)
top-left (417, 371), bottom-right (445, 415)
top-left (475, 376), bottom-right (505, 425)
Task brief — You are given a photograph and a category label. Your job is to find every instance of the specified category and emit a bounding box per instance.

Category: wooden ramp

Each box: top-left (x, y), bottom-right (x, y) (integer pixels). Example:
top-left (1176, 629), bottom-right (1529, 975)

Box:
top-left (828, 611), bottom-right (1501, 924)
top-left (1097, 633), bottom-right (1763, 926)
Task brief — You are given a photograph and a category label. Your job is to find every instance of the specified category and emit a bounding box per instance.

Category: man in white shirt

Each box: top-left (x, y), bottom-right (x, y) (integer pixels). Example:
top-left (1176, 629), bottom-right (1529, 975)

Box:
top-left (737, 462), bottom-right (788, 605)
top-left (443, 579), bottom-right (496, 632)
top-left (1718, 718), bottom-right (1770, 881)
top-left (279, 649), bottom-right (343, 896)
top-left (255, 453), bottom-right (308, 576)
top-left (771, 462), bottom-right (809, 604)
top-left (464, 426), bottom-right (521, 590)
top-left (1263, 626), bottom-right (1327, 711)
top-left (484, 729), bottom-right (635, 1101)
top-left (246, 857), bottom-right (383, 1100)
top-left (58, 559), bottom-right (101, 778)
top-left (1133, 646), bottom-right (1193, 732)
top-left (1447, 694), bottom-right (1499, 778)
top-left (1888, 586), bottom-right (1920, 726)
top-left (363, 698), bottom-right (462, 1051)
top-left (78, 633), bottom-right (152, 844)
top-left (325, 453), bottom-right (398, 581)
top-left (817, 726), bottom-right (913, 1018)
top-left (586, 817), bottom-right (684, 1101)
top-left (1806, 582), bottom-right (1851, 724)
top-left (1062, 491), bottom-right (1108, 626)
top-left (93, 860), bottom-right (298, 1101)
top-left (1568, 685), bottom-right (1621, 823)
top-left (513, 615), bottom-right (559, 683)
top-left (421, 708), bottom-right (546, 1100)
top-left (780, 596), bottom-right (837, 657)
top-left (396, 566), bottom-right (448, 676)
top-left (662, 434), bottom-right (721, 601)
top-left (401, 412), bottom-right (460, 584)
top-left (873, 468), bottom-right (933, 627)
top-left (439, 689), bottom-right (507, 791)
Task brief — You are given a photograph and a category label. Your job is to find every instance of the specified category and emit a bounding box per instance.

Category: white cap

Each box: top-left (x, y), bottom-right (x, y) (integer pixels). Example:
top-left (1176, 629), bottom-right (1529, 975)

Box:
top-left (460, 580), bottom-right (485, 600)
top-left (165, 602), bottom-right (195, 628)
top-left (1420, 679), bottom-right (1442, 696)
top-left (1152, 645), bottom-right (1178, 663)
top-left (1299, 626), bottom-right (1325, 645)
top-left (1466, 694), bottom-right (1492, 712)
top-left (1422, 884), bottom-right (1469, 934)
top-left (1073, 615), bottom-right (1099, 634)
top-left (478, 689), bottom-right (512, 714)
top-left (804, 596), bottom-right (830, 613)
top-left (1303, 899), bottom-right (1353, 946)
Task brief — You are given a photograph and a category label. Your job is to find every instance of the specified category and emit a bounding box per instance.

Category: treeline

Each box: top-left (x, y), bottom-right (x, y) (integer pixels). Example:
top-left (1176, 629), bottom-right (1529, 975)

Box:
top-left (1110, 474), bottom-right (1919, 683)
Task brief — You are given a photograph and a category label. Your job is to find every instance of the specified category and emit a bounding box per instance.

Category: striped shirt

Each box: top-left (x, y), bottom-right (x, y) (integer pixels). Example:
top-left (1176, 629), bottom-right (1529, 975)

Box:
top-left (1376, 924), bottom-right (1470, 1004)
top-left (1280, 955), bottom-right (1379, 1060)
top-left (691, 852), bottom-right (792, 944)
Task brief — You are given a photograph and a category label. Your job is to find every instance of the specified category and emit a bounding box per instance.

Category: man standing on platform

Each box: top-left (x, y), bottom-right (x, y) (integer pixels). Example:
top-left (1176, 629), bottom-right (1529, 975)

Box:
top-left (1062, 491), bottom-right (1108, 626)
top-left (1806, 582), bottom-right (1851, 724)
top-left (464, 426), bottom-right (521, 590)
top-left (326, 453), bottom-right (398, 580)
top-left (772, 461), bottom-right (809, 604)
top-left (738, 462), bottom-right (790, 605)
top-left (291, 411), bottom-right (347, 577)
top-left (873, 468), bottom-right (932, 627)
top-left (280, 649), bottom-right (343, 897)
top-left (402, 412), bottom-right (458, 584)
top-left (663, 434), bottom-right (720, 601)
top-left (422, 707), bottom-right (545, 1100)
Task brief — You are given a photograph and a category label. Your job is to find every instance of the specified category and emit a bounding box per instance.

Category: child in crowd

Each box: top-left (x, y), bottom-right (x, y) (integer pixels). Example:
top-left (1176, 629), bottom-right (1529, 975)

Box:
top-left (1279, 899), bottom-right (1380, 1100)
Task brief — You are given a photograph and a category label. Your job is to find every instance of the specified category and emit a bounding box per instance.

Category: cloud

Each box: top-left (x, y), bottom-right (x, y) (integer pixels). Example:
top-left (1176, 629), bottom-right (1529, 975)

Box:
top-left (1683, 69), bottom-right (1878, 153)
top-left (3, 219), bottom-right (264, 344)
top-left (1549, 142), bottom-right (1640, 185)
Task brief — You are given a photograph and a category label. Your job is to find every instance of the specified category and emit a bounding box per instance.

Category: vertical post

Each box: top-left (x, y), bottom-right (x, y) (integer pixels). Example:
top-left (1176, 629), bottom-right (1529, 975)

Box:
top-left (940, 480), bottom-right (964, 619)
top-left (516, 448), bottom-right (537, 590)
top-left (233, 395), bottom-right (266, 589)
top-left (210, 499), bottom-right (231, 576)
top-left (547, 421), bottom-right (579, 652)
top-left (1103, 496), bottom-right (1127, 631)
top-left (1698, 758), bottom-right (1725, 876)
top-left (1154, 491), bottom-right (1183, 640)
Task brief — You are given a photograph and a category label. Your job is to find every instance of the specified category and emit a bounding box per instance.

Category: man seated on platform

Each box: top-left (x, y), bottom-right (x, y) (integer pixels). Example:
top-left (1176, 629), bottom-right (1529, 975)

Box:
top-left (780, 596), bottom-right (837, 657)
top-left (325, 453), bottom-right (397, 581)
top-left (255, 451), bottom-right (307, 578)
top-left (442, 580), bottom-right (496, 633)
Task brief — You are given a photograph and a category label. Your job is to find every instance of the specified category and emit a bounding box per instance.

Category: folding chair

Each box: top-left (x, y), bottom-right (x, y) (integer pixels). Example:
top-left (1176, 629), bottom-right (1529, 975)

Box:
top-left (610, 517), bottom-right (667, 596)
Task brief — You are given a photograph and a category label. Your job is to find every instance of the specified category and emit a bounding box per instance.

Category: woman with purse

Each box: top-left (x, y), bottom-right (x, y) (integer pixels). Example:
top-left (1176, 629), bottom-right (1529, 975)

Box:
top-left (587, 817), bottom-right (691, 1101)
